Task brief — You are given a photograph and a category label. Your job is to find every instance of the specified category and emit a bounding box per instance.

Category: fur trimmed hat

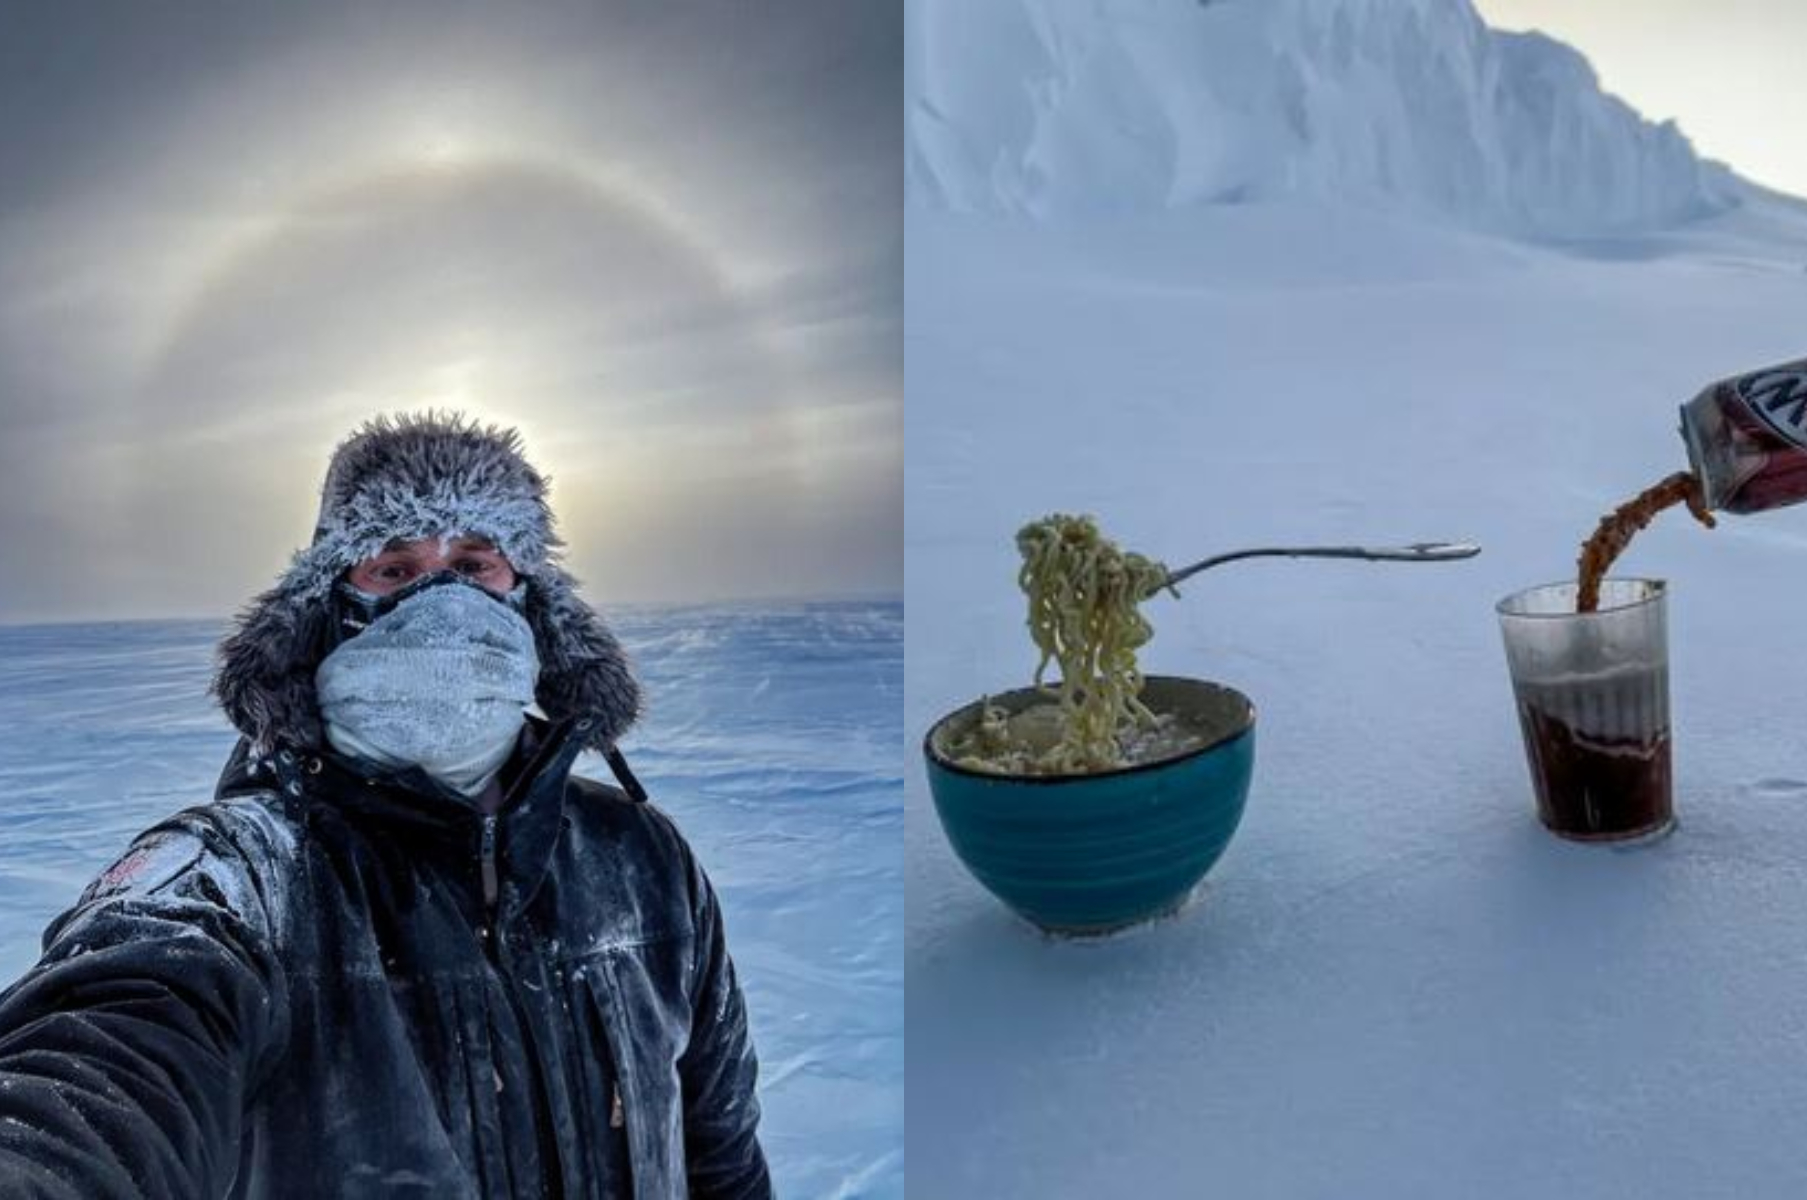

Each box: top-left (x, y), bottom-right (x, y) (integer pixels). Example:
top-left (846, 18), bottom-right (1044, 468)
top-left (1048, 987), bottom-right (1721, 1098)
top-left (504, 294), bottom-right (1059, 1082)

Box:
top-left (214, 411), bottom-right (641, 756)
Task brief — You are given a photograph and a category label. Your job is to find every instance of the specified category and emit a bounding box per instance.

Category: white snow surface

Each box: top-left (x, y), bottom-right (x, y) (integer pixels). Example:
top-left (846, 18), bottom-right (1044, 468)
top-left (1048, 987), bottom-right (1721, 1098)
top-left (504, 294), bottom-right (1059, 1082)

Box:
top-left (906, 184), bottom-right (1807, 1193)
top-left (908, 0), bottom-right (1740, 236)
top-left (0, 601), bottom-right (902, 1200)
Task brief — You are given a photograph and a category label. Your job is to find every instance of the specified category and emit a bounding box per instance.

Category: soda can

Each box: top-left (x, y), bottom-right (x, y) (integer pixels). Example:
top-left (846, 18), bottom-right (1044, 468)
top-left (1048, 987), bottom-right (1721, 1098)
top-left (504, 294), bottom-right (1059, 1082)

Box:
top-left (1680, 357), bottom-right (1807, 514)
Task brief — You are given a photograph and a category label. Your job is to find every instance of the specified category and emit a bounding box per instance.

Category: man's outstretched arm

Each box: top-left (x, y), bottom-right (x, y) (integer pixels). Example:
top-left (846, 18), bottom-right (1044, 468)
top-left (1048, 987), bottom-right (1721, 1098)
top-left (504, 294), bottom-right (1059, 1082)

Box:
top-left (0, 811), bottom-right (289, 1199)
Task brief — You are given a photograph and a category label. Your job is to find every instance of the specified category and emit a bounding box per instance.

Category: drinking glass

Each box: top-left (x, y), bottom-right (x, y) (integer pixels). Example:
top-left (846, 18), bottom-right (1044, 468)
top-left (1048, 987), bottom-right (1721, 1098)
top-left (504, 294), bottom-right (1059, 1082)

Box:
top-left (1496, 579), bottom-right (1672, 841)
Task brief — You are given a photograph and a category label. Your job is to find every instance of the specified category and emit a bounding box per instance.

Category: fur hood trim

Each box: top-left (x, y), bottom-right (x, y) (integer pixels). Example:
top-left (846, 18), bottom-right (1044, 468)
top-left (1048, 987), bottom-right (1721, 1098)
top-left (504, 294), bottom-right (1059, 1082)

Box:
top-left (213, 412), bottom-right (640, 756)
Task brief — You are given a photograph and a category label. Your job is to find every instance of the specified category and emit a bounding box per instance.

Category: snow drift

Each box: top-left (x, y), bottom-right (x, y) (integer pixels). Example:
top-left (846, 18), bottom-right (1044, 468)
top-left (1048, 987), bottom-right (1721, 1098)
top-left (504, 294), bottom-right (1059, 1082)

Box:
top-left (907, 0), bottom-right (1741, 236)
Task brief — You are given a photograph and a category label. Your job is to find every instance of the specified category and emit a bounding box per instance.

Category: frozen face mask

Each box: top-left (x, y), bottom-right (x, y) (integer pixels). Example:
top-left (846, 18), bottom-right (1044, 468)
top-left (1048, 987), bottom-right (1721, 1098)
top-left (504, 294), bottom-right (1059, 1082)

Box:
top-left (314, 574), bottom-right (541, 798)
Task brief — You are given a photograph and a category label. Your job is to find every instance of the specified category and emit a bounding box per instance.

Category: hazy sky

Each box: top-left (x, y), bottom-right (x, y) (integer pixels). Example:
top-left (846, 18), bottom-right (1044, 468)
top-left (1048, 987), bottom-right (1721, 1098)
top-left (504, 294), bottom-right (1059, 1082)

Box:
top-left (1476, 0), bottom-right (1807, 200)
top-left (0, 2), bottom-right (900, 622)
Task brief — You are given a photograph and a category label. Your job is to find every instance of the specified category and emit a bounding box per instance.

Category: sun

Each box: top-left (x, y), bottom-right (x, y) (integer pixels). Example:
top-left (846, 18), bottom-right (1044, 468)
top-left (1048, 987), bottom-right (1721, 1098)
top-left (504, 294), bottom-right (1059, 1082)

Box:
top-left (420, 131), bottom-right (471, 167)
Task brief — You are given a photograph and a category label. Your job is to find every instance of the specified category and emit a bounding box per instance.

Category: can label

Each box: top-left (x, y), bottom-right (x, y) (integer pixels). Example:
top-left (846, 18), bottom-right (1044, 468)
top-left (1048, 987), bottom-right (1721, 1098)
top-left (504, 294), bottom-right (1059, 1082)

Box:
top-left (1679, 357), bottom-right (1807, 515)
top-left (1733, 367), bottom-right (1807, 449)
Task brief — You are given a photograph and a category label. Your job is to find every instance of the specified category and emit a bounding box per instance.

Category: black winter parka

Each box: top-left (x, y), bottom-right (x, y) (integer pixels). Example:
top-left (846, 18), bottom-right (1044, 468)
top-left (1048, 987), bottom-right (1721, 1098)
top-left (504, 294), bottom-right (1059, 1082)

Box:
top-left (0, 715), bottom-right (772, 1198)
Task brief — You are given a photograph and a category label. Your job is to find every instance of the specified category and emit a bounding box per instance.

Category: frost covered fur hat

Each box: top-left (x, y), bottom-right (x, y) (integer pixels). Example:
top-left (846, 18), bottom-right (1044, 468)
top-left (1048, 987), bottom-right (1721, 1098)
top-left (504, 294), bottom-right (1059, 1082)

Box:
top-left (214, 412), bottom-right (640, 756)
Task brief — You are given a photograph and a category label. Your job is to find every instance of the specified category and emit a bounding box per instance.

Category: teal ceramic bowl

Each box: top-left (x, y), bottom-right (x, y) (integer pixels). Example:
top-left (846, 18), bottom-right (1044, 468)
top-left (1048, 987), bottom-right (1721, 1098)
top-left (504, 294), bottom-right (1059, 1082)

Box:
top-left (923, 676), bottom-right (1256, 936)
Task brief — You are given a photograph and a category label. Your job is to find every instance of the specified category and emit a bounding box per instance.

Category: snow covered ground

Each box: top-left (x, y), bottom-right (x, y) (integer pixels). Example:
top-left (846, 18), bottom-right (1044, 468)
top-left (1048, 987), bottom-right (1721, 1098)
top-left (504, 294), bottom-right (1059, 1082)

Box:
top-left (0, 600), bottom-right (902, 1199)
top-left (907, 190), bottom-right (1807, 1194)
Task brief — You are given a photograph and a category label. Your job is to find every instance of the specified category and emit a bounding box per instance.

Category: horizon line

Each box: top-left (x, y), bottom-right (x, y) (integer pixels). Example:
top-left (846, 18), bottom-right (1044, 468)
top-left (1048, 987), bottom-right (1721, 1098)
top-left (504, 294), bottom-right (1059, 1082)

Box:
top-left (0, 588), bottom-right (904, 633)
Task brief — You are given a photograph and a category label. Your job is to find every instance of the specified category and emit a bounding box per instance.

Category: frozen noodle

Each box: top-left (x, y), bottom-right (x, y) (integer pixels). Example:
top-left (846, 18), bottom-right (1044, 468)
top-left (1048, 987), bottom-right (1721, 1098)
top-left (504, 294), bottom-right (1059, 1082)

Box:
top-left (950, 515), bottom-right (1175, 775)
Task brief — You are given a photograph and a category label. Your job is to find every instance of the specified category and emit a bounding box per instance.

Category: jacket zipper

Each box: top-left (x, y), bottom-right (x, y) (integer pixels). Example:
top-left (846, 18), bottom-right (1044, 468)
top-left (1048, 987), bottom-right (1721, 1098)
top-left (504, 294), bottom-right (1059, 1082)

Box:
top-left (480, 814), bottom-right (500, 908)
top-left (477, 739), bottom-right (581, 1195)
top-left (481, 814), bottom-right (567, 1197)
top-left (478, 814), bottom-right (500, 955)
top-left (593, 961), bottom-right (644, 1193)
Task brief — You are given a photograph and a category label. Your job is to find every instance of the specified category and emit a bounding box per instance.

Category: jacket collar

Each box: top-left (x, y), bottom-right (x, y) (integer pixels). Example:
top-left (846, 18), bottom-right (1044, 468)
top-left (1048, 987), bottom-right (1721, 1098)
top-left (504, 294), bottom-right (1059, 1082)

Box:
top-left (218, 713), bottom-right (592, 918)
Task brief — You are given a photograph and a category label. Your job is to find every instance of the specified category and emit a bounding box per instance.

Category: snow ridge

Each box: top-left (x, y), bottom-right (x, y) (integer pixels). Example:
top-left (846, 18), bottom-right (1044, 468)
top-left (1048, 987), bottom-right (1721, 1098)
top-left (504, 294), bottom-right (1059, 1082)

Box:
top-left (907, 0), bottom-right (1740, 236)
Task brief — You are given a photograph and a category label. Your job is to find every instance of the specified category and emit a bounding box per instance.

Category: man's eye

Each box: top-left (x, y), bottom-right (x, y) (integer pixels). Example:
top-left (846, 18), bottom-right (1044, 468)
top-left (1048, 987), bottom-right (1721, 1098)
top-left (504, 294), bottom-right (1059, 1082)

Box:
top-left (376, 564), bottom-right (413, 581)
top-left (455, 559), bottom-right (493, 576)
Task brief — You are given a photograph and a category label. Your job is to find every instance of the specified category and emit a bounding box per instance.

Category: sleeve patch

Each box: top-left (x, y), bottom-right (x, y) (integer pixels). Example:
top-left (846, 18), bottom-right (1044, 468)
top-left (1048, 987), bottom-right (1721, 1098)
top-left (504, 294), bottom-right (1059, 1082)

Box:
top-left (80, 831), bottom-right (206, 904)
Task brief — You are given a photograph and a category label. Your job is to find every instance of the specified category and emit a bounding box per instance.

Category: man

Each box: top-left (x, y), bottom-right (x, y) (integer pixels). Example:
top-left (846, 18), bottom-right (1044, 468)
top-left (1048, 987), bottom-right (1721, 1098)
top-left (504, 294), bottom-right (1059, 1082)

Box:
top-left (0, 413), bottom-right (771, 1198)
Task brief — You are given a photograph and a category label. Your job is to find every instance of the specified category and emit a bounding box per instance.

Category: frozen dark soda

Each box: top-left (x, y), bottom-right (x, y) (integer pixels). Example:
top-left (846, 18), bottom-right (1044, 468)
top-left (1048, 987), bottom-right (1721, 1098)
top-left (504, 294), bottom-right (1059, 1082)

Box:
top-left (1512, 668), bottom-right (1672, 840)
